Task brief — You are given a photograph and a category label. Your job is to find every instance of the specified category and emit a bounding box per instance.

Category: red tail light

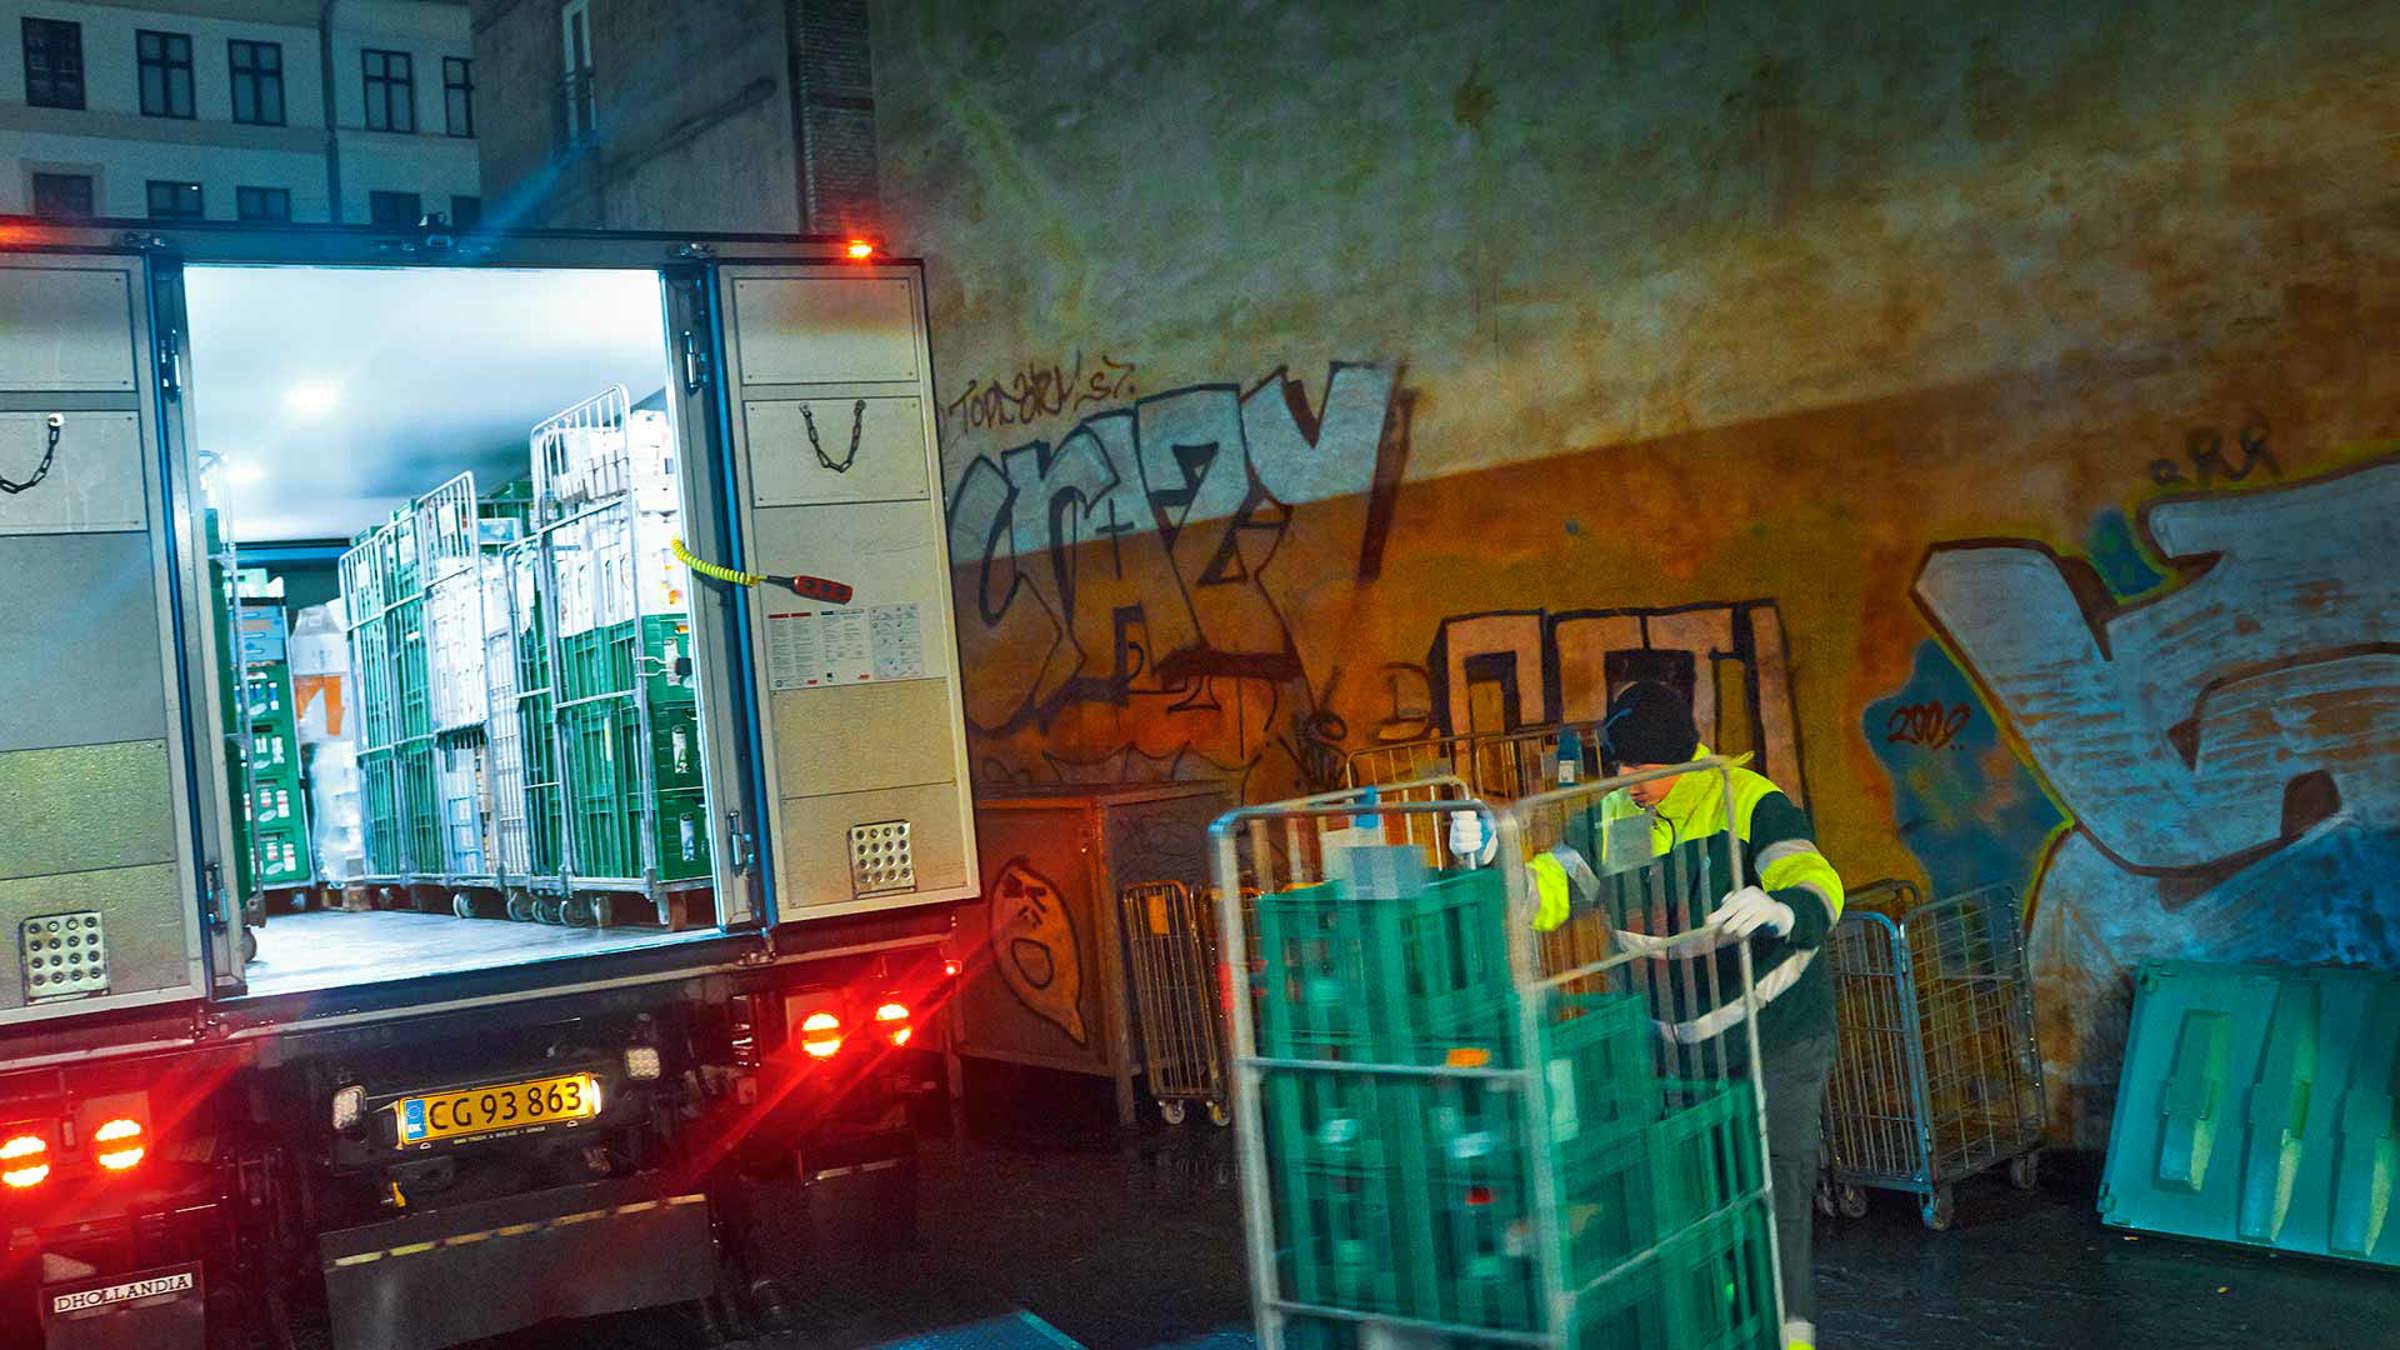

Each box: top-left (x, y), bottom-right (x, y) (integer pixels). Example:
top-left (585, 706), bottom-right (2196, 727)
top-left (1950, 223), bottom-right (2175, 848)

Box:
top-left (874, 1000), bottom-right (912, 1047)
top-left (799, 1011), bottom-right (843, 1059)
top-left (93, 1118), bottom-right (145, 1172)
top-left (844, 239), bottom-right (875, 261)
top-left (1, 1133), bottom-right (49, 1189)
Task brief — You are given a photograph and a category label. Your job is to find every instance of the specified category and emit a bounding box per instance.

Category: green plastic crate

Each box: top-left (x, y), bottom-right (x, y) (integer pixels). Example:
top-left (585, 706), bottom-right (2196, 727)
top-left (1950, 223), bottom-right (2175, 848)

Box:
top-left (1262, 993), bottom-right (1678, 1334)
top-left (557, 700), bottom-right (642, 880)
top-left (250, 821), bottom-right (311, 887)
top-left (523, 783), bottom-right (565, 878)
top-left (1262, 1066), bottom-right (1444, 1320)
top-left (389, 597), bottom-right (432, 741)
top-left (1573, 1203), bottom-right (1780, 1350)
top-left (557, 615), bottom-right (699, 706)
top-left (1275, 1160), bottom-right (1414, 1318)
top-left (2101, 961), bottom-right (2400, 1268)
top-left (651, 706), bottom-right (704, 791)
top-left (350, 617), bottom-right (397, 750)
top-left (1553, 1080), bottom-right (1763, 1289)
top-left (378, 510), bottom-right (423, 600)
top-left (516, 690), bottom-right (563, 876)
top-left (360, 749), bottom-right (403, 876)
top-left (397, 738), bottom-right (442, 875)
top-left (651, 787), bottom-right (710, 878)
top-left (248, 779), bottom-right (306, 829)
top-left (1254, 870), bottom-right (1518, 1067)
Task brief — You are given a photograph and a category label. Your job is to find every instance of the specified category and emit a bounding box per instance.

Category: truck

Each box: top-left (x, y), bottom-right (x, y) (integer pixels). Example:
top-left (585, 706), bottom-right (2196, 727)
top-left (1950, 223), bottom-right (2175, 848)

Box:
top-left (0, 218), bottom-right (981, 1350)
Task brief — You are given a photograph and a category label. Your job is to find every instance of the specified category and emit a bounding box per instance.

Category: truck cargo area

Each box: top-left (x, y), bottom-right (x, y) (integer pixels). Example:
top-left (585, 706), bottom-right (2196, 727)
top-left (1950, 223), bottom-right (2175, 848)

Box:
top-left (184, 264), bottom-right (730, 999)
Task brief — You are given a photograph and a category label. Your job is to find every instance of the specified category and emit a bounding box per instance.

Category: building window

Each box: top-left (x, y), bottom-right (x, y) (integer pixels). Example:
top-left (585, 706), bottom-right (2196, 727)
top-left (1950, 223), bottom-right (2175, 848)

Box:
top-left (146, 180), bottom-right (204, 220)
top-left (236, 186), bottom-right (291, 223)
top-left (560, 0), bottom-right (595, 144)
top-left (369, 191), bottom-right (422, 227)
top-left (31, 172), bottom-right (94, 220)
top-left (450, 195), bottom-right (481, 229)
top-left (137, 30), bottom-right (196, 120)
top-left (229, 40), bottom-right (286, 126)
top-left (23, 17), bottom-right (85, 110)
top-left (443, 57), bottom-right (474, 137)
top-left (362, 49), bottom-right (415, 133)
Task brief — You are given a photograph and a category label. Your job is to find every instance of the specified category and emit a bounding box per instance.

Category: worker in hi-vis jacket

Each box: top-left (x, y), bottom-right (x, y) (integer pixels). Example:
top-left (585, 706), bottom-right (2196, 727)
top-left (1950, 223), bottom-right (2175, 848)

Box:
top-left (1451, 680), bottom-right (1843, 1350)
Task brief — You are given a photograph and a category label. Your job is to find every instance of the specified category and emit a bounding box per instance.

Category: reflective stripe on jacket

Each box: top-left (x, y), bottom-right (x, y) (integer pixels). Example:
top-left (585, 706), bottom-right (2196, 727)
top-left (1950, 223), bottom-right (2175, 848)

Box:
top-left (1572, 748), bottom-right (1843, 1052)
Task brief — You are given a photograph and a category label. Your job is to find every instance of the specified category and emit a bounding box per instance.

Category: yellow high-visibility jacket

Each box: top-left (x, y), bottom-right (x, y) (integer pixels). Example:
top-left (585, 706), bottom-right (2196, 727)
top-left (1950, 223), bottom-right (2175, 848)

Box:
top-left (1558, 749), bottom-right (1843, 1055)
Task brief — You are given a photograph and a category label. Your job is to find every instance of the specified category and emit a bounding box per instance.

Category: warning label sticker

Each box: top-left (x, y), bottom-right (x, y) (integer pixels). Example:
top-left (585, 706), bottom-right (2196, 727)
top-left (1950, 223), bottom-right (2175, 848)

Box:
top-left (767, 603), bottom-right (926, 690)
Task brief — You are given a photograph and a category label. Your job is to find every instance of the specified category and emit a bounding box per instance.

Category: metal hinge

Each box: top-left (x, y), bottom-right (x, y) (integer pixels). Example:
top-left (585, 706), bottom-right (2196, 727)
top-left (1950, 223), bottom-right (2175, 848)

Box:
top-left (201, 860), bottom-right (226, 930)
top-left (681, 329), bottom-right (710, 395)
top-left (725, 809), bottom-right (756, 873)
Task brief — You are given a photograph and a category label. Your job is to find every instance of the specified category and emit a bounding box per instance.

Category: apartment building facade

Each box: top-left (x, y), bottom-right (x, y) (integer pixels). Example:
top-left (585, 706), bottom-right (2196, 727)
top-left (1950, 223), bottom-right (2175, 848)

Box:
top-left (0, 0), bottom-right (478, 225)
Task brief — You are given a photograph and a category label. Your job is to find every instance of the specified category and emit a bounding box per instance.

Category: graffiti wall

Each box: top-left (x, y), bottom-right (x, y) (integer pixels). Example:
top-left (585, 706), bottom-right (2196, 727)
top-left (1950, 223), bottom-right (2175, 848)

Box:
top-left (875, 0), bottom-right (2400, 1139)
top-left (1908, 455), bottom-right (2399, 1142)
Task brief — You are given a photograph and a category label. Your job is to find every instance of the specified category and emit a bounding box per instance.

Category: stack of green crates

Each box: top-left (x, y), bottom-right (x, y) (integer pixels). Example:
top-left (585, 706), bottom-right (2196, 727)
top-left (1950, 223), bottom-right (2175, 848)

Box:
top-left (205, 511), bottom-right (315, 901)
top-left (1252, 851), bottom-right (1778, 1350)
top-left (554, 611), bottom-right (708, 885)
top-left (204, 512), bottom-right (256, 903)
top-left (505, 538), bottom-right (564, 879)
top-left (235, 620), bottom-right (312, 890)
top-left (348, 508), bottom-right (441, 880)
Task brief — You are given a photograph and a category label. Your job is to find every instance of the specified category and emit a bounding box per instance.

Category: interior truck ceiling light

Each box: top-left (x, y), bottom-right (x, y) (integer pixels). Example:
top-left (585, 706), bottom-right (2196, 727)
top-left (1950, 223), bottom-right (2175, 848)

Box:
top-left (283, 381), bottom-right (340, 416)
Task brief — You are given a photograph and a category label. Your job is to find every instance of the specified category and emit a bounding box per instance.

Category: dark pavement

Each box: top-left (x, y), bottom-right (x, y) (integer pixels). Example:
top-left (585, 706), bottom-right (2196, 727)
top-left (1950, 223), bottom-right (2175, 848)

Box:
top-left (475, 1070), bottom-right (2388, 1350)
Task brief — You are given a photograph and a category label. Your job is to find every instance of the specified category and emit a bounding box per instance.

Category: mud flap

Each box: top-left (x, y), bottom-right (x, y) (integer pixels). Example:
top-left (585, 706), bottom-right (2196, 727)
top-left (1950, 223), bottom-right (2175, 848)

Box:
top-left (40, 1262), bottom-right (206, 1350)
top-left (319, 1177), bottom-right (717, 1350)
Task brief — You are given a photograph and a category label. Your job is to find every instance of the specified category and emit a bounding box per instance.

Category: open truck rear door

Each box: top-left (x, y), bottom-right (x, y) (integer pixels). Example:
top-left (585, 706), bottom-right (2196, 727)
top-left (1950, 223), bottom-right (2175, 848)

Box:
top-left (0, 251), bottom-right (235, 1023)
top-left (671, 262), bottom-right (977, 927)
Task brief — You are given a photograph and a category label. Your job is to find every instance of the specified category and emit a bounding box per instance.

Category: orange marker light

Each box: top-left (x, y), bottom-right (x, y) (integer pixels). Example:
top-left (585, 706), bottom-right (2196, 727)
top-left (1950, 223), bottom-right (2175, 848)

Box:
top-left (94, 1118), bottom-right (145, 1172)
top-left (844, 239), bottom-right (875, 260)
top-left (800, 1011), bottom-right (843, 1059)
top-left (1, 1133), bottom-right (48, 1189)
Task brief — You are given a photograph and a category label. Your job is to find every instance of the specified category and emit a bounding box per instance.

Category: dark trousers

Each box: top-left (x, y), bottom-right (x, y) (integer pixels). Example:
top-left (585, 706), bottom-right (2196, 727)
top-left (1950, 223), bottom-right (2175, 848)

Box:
top-left (1761, 1030), bottom-right (1839, 1327)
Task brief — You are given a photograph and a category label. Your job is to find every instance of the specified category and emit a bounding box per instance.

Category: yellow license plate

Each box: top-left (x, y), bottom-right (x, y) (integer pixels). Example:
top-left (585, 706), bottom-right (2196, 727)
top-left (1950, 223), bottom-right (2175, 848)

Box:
top-left (394, 1072), bottom-right (602, 1146)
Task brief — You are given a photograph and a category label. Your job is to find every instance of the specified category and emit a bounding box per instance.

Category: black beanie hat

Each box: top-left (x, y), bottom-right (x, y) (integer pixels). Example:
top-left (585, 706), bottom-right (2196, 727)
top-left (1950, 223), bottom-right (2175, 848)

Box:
top-left (1601, 681), bottom-right (1699, 766)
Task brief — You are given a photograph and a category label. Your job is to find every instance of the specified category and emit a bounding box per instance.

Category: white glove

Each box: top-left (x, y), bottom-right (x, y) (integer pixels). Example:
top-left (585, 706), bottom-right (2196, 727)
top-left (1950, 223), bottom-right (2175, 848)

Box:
top-left (1707, 885), bottom-right (1794, 939)
top-left (1447, 811), bottom-right (1498, 867)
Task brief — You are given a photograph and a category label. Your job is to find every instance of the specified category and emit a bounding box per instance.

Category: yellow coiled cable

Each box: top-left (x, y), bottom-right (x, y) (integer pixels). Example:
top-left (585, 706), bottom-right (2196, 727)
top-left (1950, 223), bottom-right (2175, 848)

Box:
top-left (670, 537), bottom-right (762, 588)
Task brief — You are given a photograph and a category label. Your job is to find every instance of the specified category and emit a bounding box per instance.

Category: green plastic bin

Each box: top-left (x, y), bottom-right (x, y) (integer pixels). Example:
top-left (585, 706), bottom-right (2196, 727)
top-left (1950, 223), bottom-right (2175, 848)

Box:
top-left (1573, 1202), bottom-right (1780, 1350)
top-left (2100, 960), bottom-right (2400, 1268)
